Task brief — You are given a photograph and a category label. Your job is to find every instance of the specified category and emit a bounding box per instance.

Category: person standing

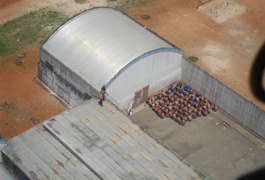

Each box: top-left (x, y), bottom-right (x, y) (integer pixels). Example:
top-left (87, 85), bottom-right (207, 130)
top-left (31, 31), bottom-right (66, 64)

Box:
top-left (98, 85), bottom-right (106, 107)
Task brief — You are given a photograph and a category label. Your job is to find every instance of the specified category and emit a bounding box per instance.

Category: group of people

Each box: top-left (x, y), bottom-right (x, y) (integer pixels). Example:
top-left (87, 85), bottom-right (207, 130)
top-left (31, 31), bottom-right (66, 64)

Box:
top-left (146, 82), bottom-right (218, 126)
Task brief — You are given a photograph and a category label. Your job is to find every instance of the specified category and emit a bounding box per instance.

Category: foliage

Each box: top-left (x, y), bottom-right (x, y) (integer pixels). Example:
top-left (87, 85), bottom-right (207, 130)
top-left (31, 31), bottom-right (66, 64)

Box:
top-left (108, 0), bottom-right (152, 11)
top-left (0, 8), bottom-right (67, 56)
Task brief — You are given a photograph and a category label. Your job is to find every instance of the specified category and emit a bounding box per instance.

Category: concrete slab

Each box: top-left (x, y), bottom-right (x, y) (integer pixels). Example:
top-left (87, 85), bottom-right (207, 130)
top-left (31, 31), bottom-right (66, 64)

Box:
top-left (43, 98), bottom-right (201, 180)
top-left (0, 141), bottom-right (16, 180)
top-left (0, 163), bottom-right (14, 180)
top-left (131, 104), bottom-right (265, 180)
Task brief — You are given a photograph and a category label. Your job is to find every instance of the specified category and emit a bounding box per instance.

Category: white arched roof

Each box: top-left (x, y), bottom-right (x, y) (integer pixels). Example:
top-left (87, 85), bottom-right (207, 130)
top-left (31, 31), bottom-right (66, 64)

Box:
top-left (42, 8), bottom-right (183, 91)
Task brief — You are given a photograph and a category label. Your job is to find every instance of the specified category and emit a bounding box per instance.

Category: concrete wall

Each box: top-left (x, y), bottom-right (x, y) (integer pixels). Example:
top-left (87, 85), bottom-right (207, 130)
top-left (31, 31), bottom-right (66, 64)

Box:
top-left (38, 49), bottom-right (98, 106)
top-left (181, 59), bottom-right (265, 139)
top-left (107, 51), bottom-right (182, 109)
top-left (1, 151), bottom-right (29, 180)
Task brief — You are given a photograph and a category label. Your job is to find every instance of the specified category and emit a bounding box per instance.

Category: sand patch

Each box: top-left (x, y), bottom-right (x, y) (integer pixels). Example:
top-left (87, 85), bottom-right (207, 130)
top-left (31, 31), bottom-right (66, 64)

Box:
top-left (202, 43), bottom-right (222, 54)
top-left (199, 0), bottom-right (247, 23)
top-left (201, 42), bottom-right (230, 73)
top-left (200, 55), bottom-right (229, 73)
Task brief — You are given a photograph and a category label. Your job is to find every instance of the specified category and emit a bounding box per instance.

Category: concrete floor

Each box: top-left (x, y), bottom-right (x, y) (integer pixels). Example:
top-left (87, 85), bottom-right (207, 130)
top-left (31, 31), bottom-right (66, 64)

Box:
top-left (131, 103), bottom-right (265, 180)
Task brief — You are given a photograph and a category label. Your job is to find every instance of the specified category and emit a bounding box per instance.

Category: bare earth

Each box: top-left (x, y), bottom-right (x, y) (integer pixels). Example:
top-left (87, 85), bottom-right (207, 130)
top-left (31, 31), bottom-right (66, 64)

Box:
top-left (0, 47), bottom-right (66, 139)
top-left (127, 0), bottom-right (265, 110)
top-left (0, 0), bottom-right (107, 24)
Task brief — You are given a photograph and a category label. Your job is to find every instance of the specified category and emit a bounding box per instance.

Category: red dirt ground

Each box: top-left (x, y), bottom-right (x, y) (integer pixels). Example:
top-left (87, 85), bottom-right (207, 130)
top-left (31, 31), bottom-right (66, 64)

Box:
top-left (0, 0), bottom-right (21, 9)
top-left (127, 0), bottom-right (265, 110)
top-left (0, 0), bottom-right (29, 23)
top-left (0, 47), bottom-right (66, 139)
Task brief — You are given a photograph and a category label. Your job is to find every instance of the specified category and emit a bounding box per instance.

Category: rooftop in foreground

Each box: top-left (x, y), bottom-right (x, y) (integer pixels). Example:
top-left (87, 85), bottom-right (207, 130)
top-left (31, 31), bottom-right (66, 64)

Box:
top-left (2, 98), bottom-right (201, 179)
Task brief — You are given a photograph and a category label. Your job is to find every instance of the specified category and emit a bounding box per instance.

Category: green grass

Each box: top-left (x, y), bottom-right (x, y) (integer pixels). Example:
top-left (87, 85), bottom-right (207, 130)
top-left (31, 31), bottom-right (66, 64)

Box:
top-left (0, 8), bottom-right (68, 57)
top-left (185, 55), bottom-right (199, 63)
top-left (108, 0), bottom-right (152, 11)
top-left (74, 0), bottom-right (87, 4)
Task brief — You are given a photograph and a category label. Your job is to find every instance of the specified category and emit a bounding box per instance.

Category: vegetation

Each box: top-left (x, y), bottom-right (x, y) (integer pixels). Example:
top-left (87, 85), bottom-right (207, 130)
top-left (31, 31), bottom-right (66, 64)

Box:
top-left (141, 14), bottom-right (151, 20)
top-left (186, 55), bottom-right (199, 63)
top-left (0, 8), bottom-right (68, 57)
top-left (74, 0), bottom-right (87, 4)
top-left (108, 0), bottom-right (152, 11)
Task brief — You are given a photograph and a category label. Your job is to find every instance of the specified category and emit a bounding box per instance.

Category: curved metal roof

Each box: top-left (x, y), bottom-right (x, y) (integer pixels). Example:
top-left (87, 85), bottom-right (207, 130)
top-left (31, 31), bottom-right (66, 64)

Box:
top-left (42, 8), bottom-right (182, 91)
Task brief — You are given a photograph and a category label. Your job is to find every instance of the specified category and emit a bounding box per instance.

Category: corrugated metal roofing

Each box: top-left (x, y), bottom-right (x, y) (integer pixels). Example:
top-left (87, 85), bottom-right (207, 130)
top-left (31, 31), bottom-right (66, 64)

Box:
top-left (42, 8), bottom-right (181, 91)
top-left (2, 99), bottom-right (200, 179)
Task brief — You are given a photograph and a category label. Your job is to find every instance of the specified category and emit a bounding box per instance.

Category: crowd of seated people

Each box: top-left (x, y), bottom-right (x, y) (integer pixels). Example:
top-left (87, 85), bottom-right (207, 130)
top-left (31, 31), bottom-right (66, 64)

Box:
top-left (146, 82), bottom-right (218, 126)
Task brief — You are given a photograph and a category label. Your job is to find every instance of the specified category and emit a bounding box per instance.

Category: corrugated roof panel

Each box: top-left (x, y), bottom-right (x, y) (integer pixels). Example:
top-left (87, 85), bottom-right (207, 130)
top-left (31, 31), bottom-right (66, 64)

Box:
top-left (42, 8), bottom-right (175, 91)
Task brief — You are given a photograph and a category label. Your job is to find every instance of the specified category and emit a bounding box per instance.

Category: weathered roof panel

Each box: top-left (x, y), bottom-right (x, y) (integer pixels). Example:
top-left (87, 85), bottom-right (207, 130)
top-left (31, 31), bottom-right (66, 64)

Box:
top-left (42, 8), bottom-right (180, 91)
top-left (2, 125), bottom-right (99, 180)
top-left (2, 99), bottom-right (200, 179)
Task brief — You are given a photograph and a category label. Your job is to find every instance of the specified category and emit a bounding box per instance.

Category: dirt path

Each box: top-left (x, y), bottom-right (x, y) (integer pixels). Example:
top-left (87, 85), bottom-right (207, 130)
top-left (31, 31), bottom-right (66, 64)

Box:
top-left (0, 0), bottom-right (107, 24)
top-left (128, 0), bottom-right (265, 110)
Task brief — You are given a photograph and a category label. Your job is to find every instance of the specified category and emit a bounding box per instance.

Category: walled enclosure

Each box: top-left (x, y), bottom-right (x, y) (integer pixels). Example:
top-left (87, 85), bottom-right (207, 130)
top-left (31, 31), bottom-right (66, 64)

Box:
top-left (181, 59), bottom-right (265, 139)
top-left (38, 7), bottom-right (264, 139)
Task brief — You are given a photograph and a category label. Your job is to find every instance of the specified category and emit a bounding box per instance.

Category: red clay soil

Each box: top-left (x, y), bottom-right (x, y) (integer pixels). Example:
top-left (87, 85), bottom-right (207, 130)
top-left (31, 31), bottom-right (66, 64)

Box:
top-left (0, 0), bottom-right (32, 23)
top-left (0, 47), bottom-right (66, 139)
top-left (127, 0), bottom-right (265, 110)
top-left (0, 0), bottom-right (22, 9)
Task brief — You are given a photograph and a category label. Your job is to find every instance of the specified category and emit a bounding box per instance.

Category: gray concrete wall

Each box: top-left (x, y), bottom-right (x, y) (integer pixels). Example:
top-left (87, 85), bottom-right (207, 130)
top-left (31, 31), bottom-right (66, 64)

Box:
top-left (181, 59), bottom-right (265, 139)
top-left (38, 49), bottom-right (98, 106)
top-left (1, 151), bottom-right (29, 180)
